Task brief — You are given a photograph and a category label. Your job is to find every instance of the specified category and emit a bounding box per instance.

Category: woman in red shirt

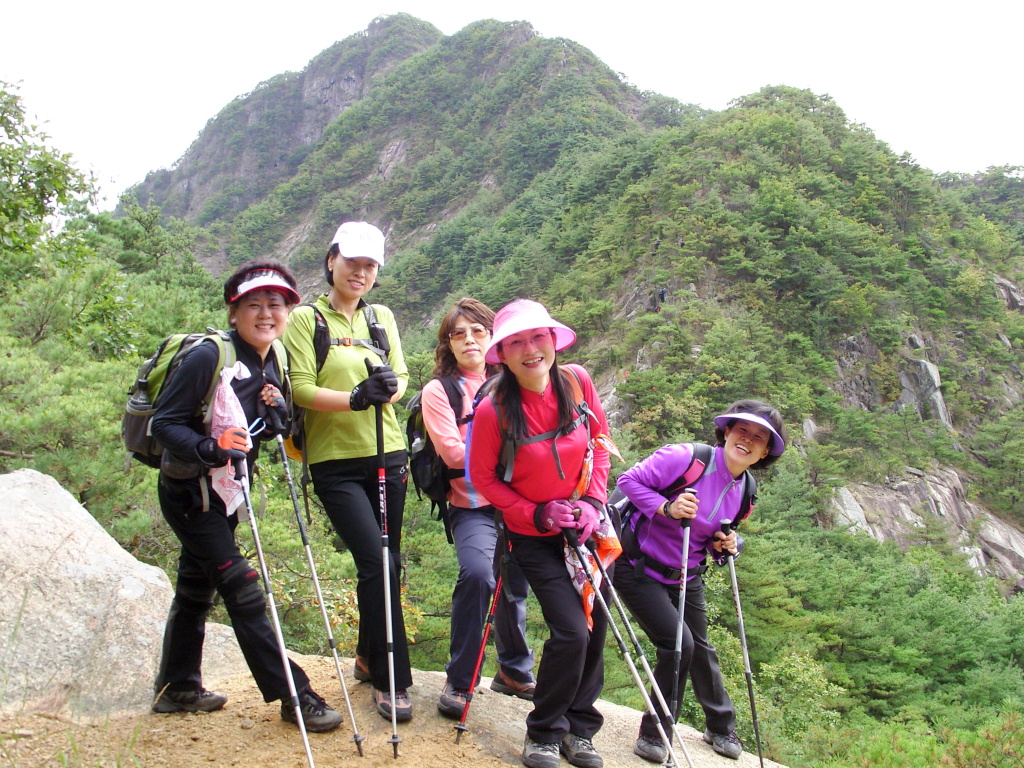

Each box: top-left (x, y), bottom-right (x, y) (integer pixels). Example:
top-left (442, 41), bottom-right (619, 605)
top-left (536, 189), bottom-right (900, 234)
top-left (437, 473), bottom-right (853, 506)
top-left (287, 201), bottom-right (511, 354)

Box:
top-left (420, 298), bottom-right (536, 719)
top-left (468, 300), bottom-right (611, 768)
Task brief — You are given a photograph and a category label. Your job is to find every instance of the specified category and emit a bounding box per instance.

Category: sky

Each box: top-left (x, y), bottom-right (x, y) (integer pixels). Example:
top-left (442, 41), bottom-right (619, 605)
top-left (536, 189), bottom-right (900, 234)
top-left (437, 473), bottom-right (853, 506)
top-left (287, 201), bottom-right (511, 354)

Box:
top-left (3, 0), bottom-right (1019, 210)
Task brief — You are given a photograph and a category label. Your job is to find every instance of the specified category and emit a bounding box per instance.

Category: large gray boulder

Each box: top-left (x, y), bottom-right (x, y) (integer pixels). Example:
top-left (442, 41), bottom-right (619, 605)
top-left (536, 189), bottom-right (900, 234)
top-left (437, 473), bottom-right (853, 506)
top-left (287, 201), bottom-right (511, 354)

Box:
top-left (0, 469), bottom-right (244, 717)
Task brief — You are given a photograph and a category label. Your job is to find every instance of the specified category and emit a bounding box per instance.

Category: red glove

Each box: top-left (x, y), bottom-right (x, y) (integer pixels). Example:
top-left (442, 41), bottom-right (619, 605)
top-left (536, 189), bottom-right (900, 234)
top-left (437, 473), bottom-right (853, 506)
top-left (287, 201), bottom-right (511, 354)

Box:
top-left (574, 498), bottom-right (602, 544)
top-left (217, 428), bottom-right (250, 453)
top-left (534, 500), bottom-right (577, 534)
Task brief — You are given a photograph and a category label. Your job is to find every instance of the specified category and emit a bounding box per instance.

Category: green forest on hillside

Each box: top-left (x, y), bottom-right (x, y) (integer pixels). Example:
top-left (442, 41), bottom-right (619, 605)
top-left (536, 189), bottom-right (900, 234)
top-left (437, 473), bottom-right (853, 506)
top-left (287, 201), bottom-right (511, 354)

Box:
top-left (4, 14), bottom-right (1024, 766)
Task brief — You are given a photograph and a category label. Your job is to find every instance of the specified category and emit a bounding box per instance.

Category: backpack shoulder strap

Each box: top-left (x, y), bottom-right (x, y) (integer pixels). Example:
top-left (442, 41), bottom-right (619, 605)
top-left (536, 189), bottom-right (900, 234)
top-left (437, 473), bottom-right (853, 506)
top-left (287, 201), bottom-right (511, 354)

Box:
top-left (200, 331), bottom-right (235, 425)
top-left (308, 305), bottom-right (332, 373)
top-left (659, 442), bottom-right (713, 498)
top-left (437, 374), bottom-right (467, 425)
top-left (495, 367), bottom-right (593, 483)
top-left (360, 303), bottom-right (390, 363)
top-left (434, 374), bottom-right (467, 481)
top-left (302, 302), bottom-right (390, 371)
top-left (736, 470), bottom-right (757, 525)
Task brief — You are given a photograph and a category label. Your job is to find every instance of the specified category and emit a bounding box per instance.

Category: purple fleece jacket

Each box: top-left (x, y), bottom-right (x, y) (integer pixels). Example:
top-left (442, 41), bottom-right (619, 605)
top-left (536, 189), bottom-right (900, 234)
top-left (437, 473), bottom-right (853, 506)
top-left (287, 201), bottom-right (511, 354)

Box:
top-left (617, 443), bottom-right (748, 584)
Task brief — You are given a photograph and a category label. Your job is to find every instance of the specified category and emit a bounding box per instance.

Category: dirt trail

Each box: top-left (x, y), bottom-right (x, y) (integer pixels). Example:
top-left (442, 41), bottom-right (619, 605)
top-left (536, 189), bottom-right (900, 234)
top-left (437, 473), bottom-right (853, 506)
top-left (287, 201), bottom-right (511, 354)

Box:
top-left (1, 658), bottom-right (781, 768)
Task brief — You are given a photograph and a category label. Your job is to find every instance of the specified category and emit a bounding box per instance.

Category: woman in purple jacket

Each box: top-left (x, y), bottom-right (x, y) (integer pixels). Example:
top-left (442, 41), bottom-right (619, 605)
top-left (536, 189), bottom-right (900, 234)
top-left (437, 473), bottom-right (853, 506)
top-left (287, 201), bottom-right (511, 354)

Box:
top-left (614, 400), bottom-right (787, 763)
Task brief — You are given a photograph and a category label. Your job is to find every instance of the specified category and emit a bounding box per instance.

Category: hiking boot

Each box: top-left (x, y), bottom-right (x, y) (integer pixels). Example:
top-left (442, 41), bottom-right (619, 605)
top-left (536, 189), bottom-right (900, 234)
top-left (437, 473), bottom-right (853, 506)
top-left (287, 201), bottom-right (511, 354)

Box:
top-left (490, 667), bottom-right (536, 700)
top-left (560, 733), bottom-right (603, 768)
top-left (152, 688), bottom-right (227, 713)
top-left (703, 728), bottom-right (743, 759)
top-left (373, 687), bottom-right (413, 722)
top-left (633, 733), bottom-right (668, 763)
top-left (522, 736), bottom-right (560, 768)
top-left (437, 680), bottom-right (470, 720)
top-left (280, 687), bottom-right (343, 732)
top-left (353, 654), bottom-right (371, 682)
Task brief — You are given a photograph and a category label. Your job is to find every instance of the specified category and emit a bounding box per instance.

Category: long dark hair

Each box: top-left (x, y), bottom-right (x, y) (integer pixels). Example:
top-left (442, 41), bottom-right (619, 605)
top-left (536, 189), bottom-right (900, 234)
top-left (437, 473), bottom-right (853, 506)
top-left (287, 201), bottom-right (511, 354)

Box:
top-left (713, 399), bottom-right (788, 470)
top-left (492, 330), bottom-right (578, 440)
top-left (433, 298), bottom-right (498, 377)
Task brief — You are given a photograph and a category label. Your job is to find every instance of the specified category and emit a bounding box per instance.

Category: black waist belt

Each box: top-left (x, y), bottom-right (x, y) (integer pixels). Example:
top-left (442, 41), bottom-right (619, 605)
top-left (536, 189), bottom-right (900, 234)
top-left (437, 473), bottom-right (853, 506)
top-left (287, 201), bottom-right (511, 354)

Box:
top-left (621, 522), bottom-right (708, 582)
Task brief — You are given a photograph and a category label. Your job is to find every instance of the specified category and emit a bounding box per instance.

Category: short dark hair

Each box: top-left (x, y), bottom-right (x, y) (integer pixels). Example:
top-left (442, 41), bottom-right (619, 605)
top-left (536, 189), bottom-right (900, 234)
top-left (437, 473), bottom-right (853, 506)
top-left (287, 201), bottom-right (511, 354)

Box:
top-left (433, 298), bottom-right (497, 377)
top-left (223, 258), bottom-right (299, 306)
top-left (713, 399), bottom-right (788, 470)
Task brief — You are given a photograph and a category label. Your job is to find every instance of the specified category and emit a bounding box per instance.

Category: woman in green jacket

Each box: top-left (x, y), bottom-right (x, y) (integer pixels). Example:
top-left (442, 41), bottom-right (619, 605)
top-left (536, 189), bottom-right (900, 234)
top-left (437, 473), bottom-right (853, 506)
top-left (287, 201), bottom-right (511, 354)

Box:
top-left (283, 222), bottom-right (413, 722)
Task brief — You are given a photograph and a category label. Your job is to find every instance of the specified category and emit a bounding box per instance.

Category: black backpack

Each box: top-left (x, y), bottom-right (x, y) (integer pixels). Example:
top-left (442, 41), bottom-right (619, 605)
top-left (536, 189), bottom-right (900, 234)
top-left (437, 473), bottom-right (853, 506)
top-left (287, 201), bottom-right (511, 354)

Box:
top-left (406, 375), bottom-right (468, 543)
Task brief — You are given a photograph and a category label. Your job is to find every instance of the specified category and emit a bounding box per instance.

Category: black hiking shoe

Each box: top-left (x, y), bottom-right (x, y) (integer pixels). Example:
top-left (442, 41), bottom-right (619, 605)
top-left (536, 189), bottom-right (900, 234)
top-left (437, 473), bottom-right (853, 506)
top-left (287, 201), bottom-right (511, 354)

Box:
top-left (704, 728), bottom-right (743, 759)
top-left (633, 733), bottom-right (668, 763)
top-left (152, 688), bottom-right (227, 713)
top-left (281, 687), bottom-right (343, 732)
top-left (353, 654), bottom-right (371, 683)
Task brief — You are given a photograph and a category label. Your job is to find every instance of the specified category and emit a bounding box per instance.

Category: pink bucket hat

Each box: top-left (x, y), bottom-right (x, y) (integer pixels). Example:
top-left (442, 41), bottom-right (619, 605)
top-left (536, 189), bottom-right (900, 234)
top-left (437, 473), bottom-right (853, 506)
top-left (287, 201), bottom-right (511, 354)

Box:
top-left (486, 300), bottom-right (577, 364)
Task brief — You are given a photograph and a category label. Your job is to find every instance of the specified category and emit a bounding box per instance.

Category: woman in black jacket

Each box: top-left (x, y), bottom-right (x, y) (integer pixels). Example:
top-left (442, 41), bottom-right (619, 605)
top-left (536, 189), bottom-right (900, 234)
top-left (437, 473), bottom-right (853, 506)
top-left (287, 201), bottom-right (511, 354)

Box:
top-left (150, 259), bottom-right (342, 733)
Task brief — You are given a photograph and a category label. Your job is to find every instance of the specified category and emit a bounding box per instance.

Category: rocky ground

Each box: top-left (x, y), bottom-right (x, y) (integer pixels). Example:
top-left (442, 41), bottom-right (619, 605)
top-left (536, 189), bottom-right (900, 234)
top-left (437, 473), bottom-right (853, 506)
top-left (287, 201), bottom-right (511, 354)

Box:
top-left (0, 657), bottom-right (782, 768)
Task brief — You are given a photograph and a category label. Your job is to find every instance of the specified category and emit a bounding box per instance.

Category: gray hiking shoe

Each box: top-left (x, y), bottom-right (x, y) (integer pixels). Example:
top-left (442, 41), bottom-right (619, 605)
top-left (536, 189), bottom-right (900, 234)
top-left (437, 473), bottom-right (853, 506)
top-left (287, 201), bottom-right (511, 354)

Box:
top-left (152, 688), bottom-right (227, 713)
top-left (560, 733), bottom-right (604, 768)
top-left (373, 686), bottom-right (413, 722)
top-left (634, 733), bottom-right (668, 763)
top-left (704, 728), bottom-right (743, 759)
top-left (437, 680), bottom-right (470, 720)
top-left (522, 735), bottom-right (560, 768)
top-left (281, 687), bottom-right (343, 732)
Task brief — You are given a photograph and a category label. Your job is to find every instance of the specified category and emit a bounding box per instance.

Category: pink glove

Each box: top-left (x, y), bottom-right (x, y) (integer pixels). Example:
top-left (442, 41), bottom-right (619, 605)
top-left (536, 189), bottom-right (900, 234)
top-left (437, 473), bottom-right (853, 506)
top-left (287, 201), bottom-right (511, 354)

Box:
top-left (574, 498), bottom-right (602, 543)
top-left (534, 500), bottom-right (577, 534)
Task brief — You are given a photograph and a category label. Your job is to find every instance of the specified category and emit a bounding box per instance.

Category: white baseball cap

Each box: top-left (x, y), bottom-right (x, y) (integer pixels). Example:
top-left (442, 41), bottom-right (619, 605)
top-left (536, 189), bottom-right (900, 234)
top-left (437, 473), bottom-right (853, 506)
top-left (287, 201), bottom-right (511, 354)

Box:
top-left (331, 221), bottom-right (386, 266)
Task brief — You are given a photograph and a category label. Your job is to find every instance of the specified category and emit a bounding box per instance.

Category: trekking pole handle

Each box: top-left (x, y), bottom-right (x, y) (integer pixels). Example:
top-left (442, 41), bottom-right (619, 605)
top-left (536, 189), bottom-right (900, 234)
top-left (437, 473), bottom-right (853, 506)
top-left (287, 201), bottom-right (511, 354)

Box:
top-left (232, 454), bottom-right (247, 481)
top-left (721, 518), bottom-right (733, 535)
top-left (678, 487), bottom-right (697, 529)
top-left (266, 404), bottom-right (286, 435)
top-left (563, 527), bottom-right (581, 548)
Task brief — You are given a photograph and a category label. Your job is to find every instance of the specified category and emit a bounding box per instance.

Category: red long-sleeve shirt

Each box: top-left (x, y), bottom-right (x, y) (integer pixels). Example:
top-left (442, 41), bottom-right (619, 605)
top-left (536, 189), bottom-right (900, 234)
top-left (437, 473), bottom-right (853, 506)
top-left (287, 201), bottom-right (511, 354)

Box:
top-left (467, 364), bottom-right (610, 537)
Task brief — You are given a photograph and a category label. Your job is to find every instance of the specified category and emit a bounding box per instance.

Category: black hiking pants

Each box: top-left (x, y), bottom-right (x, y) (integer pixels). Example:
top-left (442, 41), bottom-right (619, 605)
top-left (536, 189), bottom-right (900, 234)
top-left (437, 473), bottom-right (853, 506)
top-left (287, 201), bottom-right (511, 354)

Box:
top-left (155, 473), bottom-right (309, 702)
top-left (310, 452), bottom-right (413, 690)
top-left (614, 560), bottom-right (736, 736)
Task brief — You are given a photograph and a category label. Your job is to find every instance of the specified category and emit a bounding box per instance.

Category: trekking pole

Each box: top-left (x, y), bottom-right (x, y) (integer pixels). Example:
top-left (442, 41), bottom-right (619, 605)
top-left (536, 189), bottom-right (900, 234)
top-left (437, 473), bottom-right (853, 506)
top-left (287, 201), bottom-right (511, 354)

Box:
top-left (670, 490), bottom-right (696, 732)
top-left (586, 537), bottom-right (696, 768)
top-left (563, 529), bottom-right (687, 768)
top-left (367, 359), bottom-right (401, 759)
top-left (454, 568), bottom-right (503, 743)
top-left (266, 408), bottom-right (365, 756)
top-left (721, 519), bottom-right (765, 768)
top-left (234, 455), bottom-right (316, 768)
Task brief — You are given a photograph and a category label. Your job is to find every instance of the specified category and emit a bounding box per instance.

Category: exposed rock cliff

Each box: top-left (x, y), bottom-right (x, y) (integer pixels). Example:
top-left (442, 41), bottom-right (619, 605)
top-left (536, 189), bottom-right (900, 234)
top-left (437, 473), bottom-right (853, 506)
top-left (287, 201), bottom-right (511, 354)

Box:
top-left (831, 466), bottom-right (1024, 591)
top-left (130, 14), bottom-right (442, 222)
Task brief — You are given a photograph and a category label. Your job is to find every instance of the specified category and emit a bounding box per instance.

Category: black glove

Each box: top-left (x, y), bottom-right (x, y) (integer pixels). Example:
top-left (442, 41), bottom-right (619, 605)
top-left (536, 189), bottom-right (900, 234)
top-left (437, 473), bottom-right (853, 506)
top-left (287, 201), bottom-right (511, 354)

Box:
top-left (350, 364), bottom-right (398, 411)
top-left (196, 436), bottom-right (248, 466)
